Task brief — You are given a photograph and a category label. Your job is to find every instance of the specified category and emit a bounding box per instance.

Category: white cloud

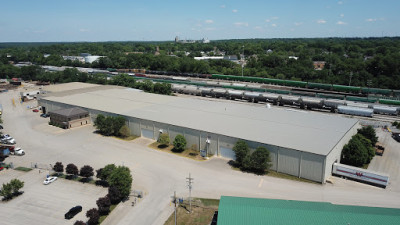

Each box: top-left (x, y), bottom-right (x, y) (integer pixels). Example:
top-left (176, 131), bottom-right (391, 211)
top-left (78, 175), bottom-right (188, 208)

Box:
top-left (234, 22), bottom-right (248, 27)
top-left (220, 5), bottom-right (226, 8)
top-left (265, 19), bottom-right (271, 23)
top-left (294, 22), bottom-right (303, 26)
top-left (366, 18), bottom-right (377, 22)
top-left (254, 26), bottom-right (262, 30)
top-left (317, 19), bottom-right (327, 24)
top-left (271, 17), bottom-right (279, 20)
top-left (205, 20), bottom-right (214, 24)
top-left (336, 21), bottom-right (347, 25)
top-left (79, 28), bottom-right (89, 32)
top-left (232, 9), bottom-right (238, 13)
top-left (271, 24), bottom-right (277, 27)
top-left (340, 14), bottom-right (344, 18)
top-left (338, 1), bottom-right (343, 4)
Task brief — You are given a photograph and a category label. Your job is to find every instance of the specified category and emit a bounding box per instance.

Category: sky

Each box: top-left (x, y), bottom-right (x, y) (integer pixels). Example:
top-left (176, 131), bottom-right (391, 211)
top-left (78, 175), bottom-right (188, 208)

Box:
top-left (0, 0), bottom-right (399, 42)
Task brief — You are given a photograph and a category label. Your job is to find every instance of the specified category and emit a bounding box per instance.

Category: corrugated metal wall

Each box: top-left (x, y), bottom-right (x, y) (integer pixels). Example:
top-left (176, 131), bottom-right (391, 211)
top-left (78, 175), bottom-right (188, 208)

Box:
top-left (300, 152), bottom-right (324, 182)
top-left (324, 122), bottom-right (360, 182)
top-left (277, 148), bottom-right (301, 176)
top-left (38, 99), bottom-right (331, 183)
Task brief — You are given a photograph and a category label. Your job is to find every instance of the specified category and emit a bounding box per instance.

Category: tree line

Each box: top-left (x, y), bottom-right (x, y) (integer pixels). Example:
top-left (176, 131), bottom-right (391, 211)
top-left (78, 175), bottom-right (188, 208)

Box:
top-left (1, 38), bottom-right (400, 89)
top-left (341, 126), bottom-right (378, 167)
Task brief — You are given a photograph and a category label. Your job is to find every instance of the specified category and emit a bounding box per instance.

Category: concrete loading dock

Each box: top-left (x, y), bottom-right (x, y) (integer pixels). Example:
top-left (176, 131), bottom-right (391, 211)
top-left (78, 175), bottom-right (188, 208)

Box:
top-left (38, 83), bottom-right (359, 183)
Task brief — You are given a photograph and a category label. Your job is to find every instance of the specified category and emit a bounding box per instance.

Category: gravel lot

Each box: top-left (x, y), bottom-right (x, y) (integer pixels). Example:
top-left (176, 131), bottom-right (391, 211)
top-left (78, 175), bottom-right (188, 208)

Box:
top-left (1, 88), bottom-right (400, 225)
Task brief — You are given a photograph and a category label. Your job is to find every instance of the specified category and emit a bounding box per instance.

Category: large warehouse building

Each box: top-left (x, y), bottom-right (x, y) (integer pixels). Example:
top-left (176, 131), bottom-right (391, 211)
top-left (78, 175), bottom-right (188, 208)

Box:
top-left (38, 83), bottom-right (360, 183)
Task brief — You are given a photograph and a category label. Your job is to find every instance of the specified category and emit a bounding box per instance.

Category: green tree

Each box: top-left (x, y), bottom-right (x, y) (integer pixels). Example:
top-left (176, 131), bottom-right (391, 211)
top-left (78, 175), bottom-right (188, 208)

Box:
top-left (98, 164), bottom-right (116, 181)
top-left (357, 126), bottom-right (378, 146)
top-left (354, 134), bottom-right (375, 163)
top-left (233, 140), bottom-right (250, 167)
top-left (86, 208), bottom-right (100, 225)
top-left (94, 114), bottom-right (106, 132)
top-left (0, 182), bottom-right (13, 200)
top-left (119, 125), bottom-right (130, 138)
top-left (158, 133), bottom-right (170, 147)
top-left (173, 134), bottom-right (187, 152)
top-left (80, 165), bottom-right (94, 180)
top-left (341, 136), bottom-right (369, 167)
top-left (112, 116), bottom-right (126, 136)
top-left (96, 196), bottom-right (111, 216)
top-left (107, 166), bottom-right (133, 199)
top-left (53, 162), bottom-right (64, 175)
top-left (248, 146), bottom-right (272, 173)
top-left (10, 179), bottom-right (24, 195)
top-left (66, 163), bottom-right (79, 178)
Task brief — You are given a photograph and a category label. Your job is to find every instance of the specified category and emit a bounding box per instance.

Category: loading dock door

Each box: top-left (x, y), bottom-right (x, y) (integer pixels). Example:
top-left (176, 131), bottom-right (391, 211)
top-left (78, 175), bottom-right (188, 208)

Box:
top-left (141, 128), bottom-right (154, 139)
top-left (220, 147), bottom-right (236, 160)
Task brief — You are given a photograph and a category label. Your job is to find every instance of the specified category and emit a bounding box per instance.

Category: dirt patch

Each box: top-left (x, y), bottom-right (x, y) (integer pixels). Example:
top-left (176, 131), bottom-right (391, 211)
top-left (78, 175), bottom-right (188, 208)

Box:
top-left (148, 142), bottom-right (206, 161)
top-left (164, 198), bottom-right (219, 225)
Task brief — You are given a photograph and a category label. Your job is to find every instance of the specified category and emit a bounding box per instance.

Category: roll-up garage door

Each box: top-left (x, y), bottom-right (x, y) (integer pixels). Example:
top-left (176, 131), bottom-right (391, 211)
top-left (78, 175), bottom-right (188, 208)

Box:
top-left (141, 128), bottom-right (154, 139)
top-left (220, 147), bottom-right (236, 160)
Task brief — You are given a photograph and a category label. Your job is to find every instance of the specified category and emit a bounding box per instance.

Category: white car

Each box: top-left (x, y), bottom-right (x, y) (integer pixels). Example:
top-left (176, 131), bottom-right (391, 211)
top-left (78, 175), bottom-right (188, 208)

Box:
top-left (14, 148), bottom-right (25, 156)
top-left (43, 176), bottom-right (57, 185)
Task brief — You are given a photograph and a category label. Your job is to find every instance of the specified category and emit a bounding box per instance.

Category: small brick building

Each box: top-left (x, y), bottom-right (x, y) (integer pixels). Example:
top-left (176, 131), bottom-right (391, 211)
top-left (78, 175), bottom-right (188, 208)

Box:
top-left (49, 107), bottom-right (90, 129)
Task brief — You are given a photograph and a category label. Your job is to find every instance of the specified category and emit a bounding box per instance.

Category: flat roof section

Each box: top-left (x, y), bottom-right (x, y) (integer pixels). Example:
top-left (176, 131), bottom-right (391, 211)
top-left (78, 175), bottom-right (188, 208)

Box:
top-left (217, 196), bottom-right (400, 225)
top-left (42, 87), bottom-right (359, 155)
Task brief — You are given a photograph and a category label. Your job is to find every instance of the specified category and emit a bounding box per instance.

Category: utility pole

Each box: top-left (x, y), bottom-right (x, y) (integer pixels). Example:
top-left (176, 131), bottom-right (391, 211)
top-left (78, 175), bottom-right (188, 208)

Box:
top-left (186, 173), bottom-right (194, 213)
top-left (174, 191), bottom-right (177, 225)
top-left (348, 72), bottom-right (353, 86)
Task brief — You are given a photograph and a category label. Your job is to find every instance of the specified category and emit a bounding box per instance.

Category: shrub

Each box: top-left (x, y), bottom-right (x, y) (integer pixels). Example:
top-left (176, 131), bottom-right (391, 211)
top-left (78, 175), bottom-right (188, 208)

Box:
top-left (158, 133), bottom-right (170, 147)
top-left (173, 134), bottom-right (186, 152)
top-left (53, 162), bottom-right (64, 175)
top-left (66, 163), bottom-right (79, 178)
top-left (80, 165), bottom-right (94, 180)
top-left (97, 196), bottom-right (111, 216)
top-left (86, 208), bottom-right (100, 225)
top-left (233, 140), bottom-right (250, 167)
top-left (107, 166), bottom-right (133, 200)
top-left (357, 126), bottom-right (378, 146)
top-left (119, 125), bottom-right (130, 137)
top-left (247, 146), bottom-right (271, 173)
top-left (108, 186), bottom-right (122, 204)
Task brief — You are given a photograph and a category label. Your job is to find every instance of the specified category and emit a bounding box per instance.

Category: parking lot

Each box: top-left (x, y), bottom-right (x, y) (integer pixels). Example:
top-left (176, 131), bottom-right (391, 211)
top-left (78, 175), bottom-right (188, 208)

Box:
top-left (0, 169), bottom-right (107, 225)
top-left (1, 88), bottom-right (400, 225)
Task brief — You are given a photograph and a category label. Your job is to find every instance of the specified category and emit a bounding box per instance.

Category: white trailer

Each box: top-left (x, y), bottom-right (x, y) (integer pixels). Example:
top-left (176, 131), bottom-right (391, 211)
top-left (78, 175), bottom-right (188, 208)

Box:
top-left (332, 163), bottom-right (389, 187)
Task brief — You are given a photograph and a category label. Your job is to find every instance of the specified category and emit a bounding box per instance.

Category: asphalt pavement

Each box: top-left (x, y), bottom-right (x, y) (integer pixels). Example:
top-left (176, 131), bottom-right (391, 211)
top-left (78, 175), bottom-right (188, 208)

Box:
top-left (1, 88), bottom-right (400, 225)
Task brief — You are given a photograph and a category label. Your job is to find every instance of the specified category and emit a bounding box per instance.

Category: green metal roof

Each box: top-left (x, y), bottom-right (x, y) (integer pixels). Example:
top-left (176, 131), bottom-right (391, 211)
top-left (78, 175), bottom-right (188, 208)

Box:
top-left (217, 196), bottom-right (400, 225)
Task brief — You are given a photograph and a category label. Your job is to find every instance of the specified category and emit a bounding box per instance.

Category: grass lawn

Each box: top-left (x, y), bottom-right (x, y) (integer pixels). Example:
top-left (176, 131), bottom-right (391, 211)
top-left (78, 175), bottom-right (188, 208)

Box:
top-left (14, 167), bottom-right (32, 172)
top-left (99, 204), bottom-right (117, 224)
top-left (149, 142), bottom-right (207, 161)
top-left (229, 162), bottom-right (319, 184)
top-left (164, 198), bottom-right (219, 225)
top-left (51, 173), bottom-right (97, 185)
top-left (115, 135), bottom-right (139, 141)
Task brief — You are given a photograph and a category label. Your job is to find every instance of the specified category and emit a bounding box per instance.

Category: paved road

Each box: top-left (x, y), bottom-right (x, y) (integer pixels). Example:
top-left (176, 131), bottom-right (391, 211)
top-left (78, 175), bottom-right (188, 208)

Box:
top-left (368, 129), bottom-right (400, 192)
top-left (1, 88), bottom-right (400, 225)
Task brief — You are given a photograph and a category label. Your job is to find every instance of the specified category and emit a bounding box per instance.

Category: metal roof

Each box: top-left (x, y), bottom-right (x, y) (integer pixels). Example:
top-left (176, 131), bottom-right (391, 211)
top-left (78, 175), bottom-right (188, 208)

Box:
top-left (49, 107), bottom-right (88, 117)
top-left (41, 87), bottom-right (358, 155)
top-left (217, 196), bottom-right (400, 225)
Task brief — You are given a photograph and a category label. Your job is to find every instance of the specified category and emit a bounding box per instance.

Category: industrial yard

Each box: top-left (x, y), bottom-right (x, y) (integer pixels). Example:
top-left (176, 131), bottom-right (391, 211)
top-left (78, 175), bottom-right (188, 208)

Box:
top-left (1, 83), bottom-right (400, 224)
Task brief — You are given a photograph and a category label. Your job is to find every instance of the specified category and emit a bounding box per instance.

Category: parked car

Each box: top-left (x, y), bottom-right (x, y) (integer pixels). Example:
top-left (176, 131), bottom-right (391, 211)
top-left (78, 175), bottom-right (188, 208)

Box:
top-left (14, 148), bottom-right (25, 156)
top-left (32, 109), bottom-right (39, 112)
top-left (43, 176), bottom-right (57, 185)
top-left (0, 166), bottom-right (4, 171)
top-left (64, 206), bottom-right (82, 219)
top-left (40, 113), bottom-right (49, 118)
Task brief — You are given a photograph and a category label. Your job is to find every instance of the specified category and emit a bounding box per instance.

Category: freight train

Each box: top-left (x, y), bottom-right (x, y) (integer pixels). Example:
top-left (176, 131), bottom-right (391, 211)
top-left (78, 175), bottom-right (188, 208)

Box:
top-left (138, 69), bottom-right (400, 97)
top-left (170, 84), bottom-right (400, 118)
